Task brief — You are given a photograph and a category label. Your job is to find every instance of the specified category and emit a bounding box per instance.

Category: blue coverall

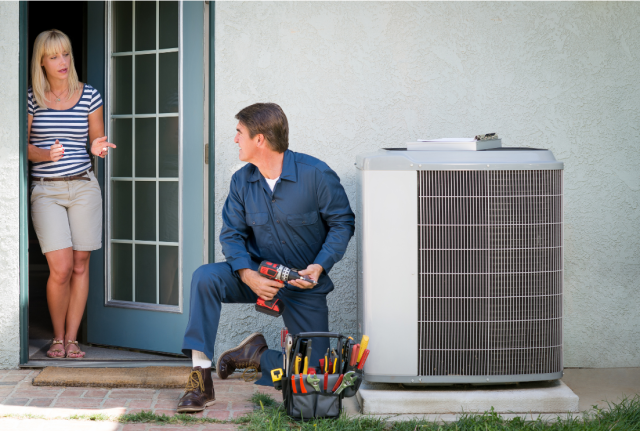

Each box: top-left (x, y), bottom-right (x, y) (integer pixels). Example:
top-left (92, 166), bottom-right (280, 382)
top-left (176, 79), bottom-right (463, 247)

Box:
top-left (182, 150), bottom-right (355, 386)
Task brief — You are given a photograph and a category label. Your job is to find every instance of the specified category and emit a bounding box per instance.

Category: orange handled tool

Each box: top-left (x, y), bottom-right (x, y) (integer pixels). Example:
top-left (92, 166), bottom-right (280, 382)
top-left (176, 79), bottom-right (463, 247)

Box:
top-left (332, 374), bottom-right (344, 392)
top-left (291, 375), bottom-right (297, 394)
top-left (299, 374), bottom-right (307, 393)
top-left (348, 344), bottom-right (359, 371)
top-left (357, 349), bottom-right (370, 370)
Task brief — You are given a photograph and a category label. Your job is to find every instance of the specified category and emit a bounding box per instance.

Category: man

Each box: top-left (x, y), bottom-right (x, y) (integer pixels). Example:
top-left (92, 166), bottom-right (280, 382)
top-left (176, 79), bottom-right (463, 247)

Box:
top-left (177, 103), bottom-right (355, 412)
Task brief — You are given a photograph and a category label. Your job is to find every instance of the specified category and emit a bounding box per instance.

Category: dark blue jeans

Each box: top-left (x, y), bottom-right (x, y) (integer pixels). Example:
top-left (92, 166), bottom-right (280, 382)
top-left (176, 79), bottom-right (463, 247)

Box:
top-left (182, 262), bottom-right (331, 386)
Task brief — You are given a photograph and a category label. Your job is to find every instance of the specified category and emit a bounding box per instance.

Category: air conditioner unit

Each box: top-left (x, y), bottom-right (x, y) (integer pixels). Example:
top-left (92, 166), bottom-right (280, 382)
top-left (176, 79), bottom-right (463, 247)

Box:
top-left (356, 141), bottom-right (563, 384)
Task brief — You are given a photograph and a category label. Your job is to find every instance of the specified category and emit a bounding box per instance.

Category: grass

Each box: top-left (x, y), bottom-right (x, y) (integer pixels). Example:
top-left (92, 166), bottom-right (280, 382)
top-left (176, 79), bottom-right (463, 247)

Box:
top-left (2, 393), bottom-right (639, 430)
top-left (119, 410), bottom-right (225, 425)
top-left (238, 393), bottom-right (640, 431)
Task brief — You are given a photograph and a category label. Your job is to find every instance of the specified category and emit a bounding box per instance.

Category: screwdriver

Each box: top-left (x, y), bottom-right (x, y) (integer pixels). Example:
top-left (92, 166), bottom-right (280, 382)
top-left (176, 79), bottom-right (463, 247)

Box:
top-left (280, 327), bottom-right (288, 356)
top-left (280, 327), bottom-right (288, 369)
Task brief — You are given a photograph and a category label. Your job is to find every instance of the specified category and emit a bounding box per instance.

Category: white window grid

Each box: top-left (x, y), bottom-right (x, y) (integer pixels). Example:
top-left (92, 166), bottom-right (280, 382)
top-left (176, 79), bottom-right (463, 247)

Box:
top-left (105, 0), bottom-right (183, 313)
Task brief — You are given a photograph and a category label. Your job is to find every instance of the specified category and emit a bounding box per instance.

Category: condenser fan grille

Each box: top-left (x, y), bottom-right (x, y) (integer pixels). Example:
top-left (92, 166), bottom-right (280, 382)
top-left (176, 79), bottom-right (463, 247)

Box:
top-left (418, 170), bottom-right (563, 376)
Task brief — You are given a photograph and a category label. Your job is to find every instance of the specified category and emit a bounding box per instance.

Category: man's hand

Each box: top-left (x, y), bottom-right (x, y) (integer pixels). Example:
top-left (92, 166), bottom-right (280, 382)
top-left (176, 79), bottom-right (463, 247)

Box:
top-left (238, 268), bottom-right (283, 301)
top-left (288, 264), bottom-right (323, 290)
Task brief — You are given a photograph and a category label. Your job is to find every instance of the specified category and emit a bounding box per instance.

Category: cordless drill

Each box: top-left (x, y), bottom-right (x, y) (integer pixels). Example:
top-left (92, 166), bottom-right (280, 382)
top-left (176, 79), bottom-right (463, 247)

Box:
top-left (255, 261), bottom-right (317, 317)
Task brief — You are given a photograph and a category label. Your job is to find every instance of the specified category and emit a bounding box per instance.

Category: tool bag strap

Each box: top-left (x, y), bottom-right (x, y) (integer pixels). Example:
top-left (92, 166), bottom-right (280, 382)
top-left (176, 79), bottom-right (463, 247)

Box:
top-left (295, 332), bottom-right (344, 338)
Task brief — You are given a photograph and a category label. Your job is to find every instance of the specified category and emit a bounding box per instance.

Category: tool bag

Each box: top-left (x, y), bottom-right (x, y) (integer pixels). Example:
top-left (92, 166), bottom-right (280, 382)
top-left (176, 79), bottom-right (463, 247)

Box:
top-left (275, 332), bottom-right (362, 420)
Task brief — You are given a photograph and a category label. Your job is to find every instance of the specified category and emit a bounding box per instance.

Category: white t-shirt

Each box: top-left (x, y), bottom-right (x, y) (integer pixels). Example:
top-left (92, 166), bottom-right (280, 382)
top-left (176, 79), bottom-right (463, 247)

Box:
top-left (265, 177), bottom-right (279, 191)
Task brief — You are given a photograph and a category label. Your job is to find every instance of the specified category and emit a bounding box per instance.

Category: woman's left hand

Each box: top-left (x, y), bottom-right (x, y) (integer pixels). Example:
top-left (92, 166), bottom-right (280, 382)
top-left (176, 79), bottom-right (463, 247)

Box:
top-left (91, 136), bottom-right (116, 158)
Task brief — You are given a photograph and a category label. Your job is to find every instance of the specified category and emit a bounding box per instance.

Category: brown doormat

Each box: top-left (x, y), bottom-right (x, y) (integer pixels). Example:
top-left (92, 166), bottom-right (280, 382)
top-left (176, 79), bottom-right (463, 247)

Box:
top-left (33, 366), bottom-right (192, 388)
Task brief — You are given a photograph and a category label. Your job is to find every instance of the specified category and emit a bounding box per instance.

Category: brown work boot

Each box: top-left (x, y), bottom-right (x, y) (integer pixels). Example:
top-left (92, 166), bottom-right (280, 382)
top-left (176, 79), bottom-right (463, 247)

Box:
top-left (216, 332), bottom-right (268, 379)
top-left (176, 366), bottom-right (216, 413)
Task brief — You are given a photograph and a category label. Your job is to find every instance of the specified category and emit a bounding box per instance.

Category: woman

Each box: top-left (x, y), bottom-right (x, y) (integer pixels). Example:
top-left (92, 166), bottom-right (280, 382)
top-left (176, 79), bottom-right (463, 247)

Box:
top-left (28, 29), bottom-right (115, 359)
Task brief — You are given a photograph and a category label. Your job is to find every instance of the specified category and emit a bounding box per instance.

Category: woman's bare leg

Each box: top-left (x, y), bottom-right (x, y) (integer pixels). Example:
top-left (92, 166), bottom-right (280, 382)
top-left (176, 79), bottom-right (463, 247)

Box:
top-left (45, 247), bottom-right (74, 357)
top-left (64, 250), bottom-right (91, 358)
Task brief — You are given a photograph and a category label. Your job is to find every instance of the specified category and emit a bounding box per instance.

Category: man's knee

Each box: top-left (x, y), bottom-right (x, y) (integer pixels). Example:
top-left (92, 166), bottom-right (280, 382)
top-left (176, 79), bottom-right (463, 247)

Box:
top-left (191, 263), bottom-right (230, 299)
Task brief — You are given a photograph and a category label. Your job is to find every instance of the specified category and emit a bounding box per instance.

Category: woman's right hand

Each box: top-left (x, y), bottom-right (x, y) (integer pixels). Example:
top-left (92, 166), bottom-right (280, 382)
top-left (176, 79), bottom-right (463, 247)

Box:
top-left (50, 140), bottom-right (64, 162)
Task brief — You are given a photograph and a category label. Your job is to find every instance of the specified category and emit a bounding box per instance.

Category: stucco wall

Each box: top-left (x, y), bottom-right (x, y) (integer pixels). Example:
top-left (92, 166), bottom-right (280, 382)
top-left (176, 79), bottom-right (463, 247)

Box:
top-left (0, 1), bottom-right (21, 369)
top-left (214, 2), bottom-right (640, 368)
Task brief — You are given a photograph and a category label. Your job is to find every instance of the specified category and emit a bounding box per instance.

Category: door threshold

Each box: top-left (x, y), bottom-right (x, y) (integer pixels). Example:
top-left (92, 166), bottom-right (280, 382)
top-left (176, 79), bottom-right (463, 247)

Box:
top-left (28, 338), bottom-right (188, 363)
top-left (21, 359), bottom-right (192, 368)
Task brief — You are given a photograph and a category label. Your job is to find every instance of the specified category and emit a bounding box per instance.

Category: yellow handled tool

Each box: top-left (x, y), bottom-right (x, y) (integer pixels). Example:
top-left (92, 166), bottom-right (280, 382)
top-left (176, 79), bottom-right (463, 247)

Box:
top-left (271, 368), bottom-right (283, 382)
top-left (358, 335), bottom-right (369, 363)
top-left (303, 340), bottom-right (312, 375)
top-left (294, 354), bottom-right (302, 375)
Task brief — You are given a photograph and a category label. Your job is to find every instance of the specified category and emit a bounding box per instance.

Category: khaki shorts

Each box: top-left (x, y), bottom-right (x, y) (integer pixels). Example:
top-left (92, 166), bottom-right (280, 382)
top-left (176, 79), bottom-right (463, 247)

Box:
top-left (30, 170), bottom-right (103, 254)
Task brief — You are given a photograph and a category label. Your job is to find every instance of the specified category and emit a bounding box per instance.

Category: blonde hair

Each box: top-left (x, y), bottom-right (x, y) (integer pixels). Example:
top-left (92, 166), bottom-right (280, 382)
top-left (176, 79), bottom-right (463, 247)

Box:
top-left (30, 29), bottom-right (81, 110)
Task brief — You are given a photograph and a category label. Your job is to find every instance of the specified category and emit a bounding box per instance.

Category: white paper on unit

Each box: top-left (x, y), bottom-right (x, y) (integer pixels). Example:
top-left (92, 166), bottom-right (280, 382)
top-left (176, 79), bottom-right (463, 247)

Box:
top-left (416, 138), bottom-right (476, 143)
top-left (407, 137), bottom-right (502, 151)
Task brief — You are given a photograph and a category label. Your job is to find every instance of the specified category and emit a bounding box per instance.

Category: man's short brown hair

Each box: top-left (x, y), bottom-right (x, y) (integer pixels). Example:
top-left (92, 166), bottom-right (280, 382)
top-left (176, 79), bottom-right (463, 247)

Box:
top-left (235, 103), bottom-right (289, 153)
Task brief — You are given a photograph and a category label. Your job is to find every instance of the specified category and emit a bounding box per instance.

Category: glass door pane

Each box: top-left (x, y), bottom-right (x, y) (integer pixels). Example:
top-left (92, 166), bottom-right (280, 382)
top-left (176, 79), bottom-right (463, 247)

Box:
top-left (108, 0), bottom-right (180, 310)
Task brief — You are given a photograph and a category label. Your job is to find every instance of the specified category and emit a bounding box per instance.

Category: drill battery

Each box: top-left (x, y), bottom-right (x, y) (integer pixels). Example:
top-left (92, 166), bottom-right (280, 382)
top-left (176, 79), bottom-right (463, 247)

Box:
top-left (255, 297), bottom-right (286, 317)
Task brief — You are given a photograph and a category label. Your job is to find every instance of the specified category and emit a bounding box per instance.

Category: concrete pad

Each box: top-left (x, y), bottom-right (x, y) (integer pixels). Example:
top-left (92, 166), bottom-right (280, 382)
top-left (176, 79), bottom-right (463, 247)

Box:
top-left (562, 368), bottom-right (640, 411)
top-left (342, 396), bottom-right (361, 417)
top-left (357, 380), bottom-right (579, 415)
top-left (353, 413), bottom-right (579, 423)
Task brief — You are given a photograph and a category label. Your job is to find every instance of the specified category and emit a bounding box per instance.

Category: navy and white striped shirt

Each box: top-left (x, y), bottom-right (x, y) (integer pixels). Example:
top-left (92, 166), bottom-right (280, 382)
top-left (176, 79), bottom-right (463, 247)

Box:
top-left (28, 84), bottom-right (103, 177)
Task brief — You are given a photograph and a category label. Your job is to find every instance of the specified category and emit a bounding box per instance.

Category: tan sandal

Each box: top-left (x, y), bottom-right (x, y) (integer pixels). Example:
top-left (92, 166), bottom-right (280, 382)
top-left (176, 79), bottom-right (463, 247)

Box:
top-left (65, 340), bottom-right (86, 359)
top-left (46, 339), bottom-right (65, 358)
